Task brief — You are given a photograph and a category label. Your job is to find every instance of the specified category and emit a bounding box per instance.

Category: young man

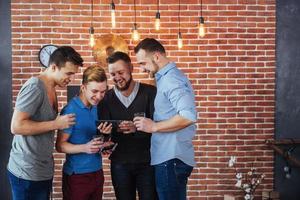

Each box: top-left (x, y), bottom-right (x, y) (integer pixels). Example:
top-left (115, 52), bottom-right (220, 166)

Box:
top-left (133, 38), bottom-right (197, 200)
top-left (56, 66), bottom-right (113, 200)
top-left (7, 46), bottom-right (83, 200)
top-left (97, 51), bottom-right (157, 200)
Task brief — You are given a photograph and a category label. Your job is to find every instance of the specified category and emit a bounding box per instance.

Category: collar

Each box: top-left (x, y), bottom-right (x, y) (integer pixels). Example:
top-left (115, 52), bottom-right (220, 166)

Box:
top-left (74, 96), bottom-right (91, 109)
top-left (155, 62), bottom-right (176, 81)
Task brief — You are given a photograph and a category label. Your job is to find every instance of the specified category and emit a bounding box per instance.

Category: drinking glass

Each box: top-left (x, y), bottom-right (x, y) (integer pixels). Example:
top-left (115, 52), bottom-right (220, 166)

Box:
top-left (134, 112), bottom-right (145, 118)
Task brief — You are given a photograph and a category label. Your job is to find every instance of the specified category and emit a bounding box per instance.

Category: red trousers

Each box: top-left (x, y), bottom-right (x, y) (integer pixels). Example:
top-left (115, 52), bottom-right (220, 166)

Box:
top-left (63, 170), bottom-right (104, 200)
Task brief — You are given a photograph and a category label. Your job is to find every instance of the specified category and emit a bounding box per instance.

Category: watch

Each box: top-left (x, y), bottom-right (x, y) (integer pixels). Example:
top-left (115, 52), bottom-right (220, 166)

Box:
top-left (38, 44), bottom-right (58, 68)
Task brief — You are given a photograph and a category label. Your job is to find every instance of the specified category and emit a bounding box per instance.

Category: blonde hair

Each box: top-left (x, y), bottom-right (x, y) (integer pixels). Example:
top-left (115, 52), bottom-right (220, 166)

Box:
top-left (82, 65), bottom-right (107, 85)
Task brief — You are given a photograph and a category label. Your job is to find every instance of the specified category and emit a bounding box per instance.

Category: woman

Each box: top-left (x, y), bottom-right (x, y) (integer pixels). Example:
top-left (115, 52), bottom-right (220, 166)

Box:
top-left (56, 65), bottom-right (112, 200)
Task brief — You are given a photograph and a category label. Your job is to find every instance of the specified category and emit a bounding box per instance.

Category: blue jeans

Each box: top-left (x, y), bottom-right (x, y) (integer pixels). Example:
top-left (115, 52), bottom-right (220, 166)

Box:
top-left (7, 170), bottom-right (52, 200)
top-left (154, 159), bottom-right (193, 200)
top-left (111, 162), bottom-right (157, 200)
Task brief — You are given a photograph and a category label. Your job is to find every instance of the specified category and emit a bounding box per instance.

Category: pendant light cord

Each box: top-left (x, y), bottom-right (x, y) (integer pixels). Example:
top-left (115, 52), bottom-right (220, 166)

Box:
top-left (134, 0), bottom-right (137, 24)
top-left (91, 0), bottom-right (94, 27)
top-left (201, 0), bottom-right (203, 17)
top-left (178, 0), bottom-right (181, 32)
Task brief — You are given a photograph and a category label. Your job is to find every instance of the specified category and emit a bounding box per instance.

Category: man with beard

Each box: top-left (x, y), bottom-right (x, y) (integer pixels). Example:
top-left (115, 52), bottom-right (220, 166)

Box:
top-left (97, 51), bottom-right (157, 200)
top-left (133, 38), bottom-right (196, 200)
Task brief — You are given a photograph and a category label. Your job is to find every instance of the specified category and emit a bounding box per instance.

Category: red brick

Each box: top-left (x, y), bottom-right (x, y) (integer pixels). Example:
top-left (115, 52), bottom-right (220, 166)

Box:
top-left (11, 0), bottom-right (276, 199)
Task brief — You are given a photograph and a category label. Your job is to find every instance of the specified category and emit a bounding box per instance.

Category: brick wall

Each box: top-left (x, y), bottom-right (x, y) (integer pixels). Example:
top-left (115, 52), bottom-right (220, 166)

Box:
top-left (11, 0), bottom-right (276, 199)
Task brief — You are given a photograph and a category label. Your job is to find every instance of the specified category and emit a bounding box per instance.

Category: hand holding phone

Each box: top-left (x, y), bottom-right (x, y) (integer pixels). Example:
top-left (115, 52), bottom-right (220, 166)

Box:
top-left (101, 143), bottom-right (118, 152)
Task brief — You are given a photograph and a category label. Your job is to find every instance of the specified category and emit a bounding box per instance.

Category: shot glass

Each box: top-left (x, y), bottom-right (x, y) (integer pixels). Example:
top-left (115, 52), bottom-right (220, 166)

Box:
top-left (134, 112), bottom-right (145, 118)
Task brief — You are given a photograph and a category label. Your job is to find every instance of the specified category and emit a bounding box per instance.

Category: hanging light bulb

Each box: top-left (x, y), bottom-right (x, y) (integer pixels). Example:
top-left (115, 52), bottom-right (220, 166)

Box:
top-left (199, 17), bottom-right (205, 37)
top-left (154, 0), bottom-right (160, 30)
top-left (89, 0), bottom-right (95, 48)
top-left (89, 27), bottom-right (95, 47)
top-left (199, 0), bottom-right (206, 37)
top-left (111, 1), bottom-right (116, 28)
top-left (177, 32), bottom-right (183, 49)
top-left (155, 12), bottom-right (160, 31)
top-left (177, 0), bottom-right (182, 49)
top-left (131, 23), bottom-right (140, 41)
top-left (132, 0), bottom-right (140, 41)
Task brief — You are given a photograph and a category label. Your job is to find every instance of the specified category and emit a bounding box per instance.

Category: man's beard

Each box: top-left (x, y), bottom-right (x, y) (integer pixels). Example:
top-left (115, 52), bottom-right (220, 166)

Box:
top-left (115, 75), bottom-right (133, 91)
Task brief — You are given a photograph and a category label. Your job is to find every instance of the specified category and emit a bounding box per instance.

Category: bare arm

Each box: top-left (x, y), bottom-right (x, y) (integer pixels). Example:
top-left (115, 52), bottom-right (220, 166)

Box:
top-left (11, 109), bottom-right (76, 136)
top-left (56, 131), bottom-right (102, 154)
top-left (134, 114), bottom-right (194, 133)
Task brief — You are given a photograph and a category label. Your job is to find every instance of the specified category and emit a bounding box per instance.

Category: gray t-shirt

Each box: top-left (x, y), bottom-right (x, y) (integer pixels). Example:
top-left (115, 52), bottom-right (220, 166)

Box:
top-left (7, 77), bottom-right (57, 181)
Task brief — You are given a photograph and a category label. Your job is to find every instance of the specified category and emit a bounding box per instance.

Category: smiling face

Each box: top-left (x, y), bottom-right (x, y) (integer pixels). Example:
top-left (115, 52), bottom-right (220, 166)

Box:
top-left (81, 81), bottom-right (107, 106)
top-left (53, 61), bottom-right (79, 87)
top-left (135, 49), bottom-right (159, 76)
top-left (108, 60), bottom-right (133, 91)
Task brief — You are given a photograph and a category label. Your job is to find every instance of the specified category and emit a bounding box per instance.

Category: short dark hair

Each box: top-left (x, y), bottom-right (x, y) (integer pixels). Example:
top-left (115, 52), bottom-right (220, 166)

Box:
top-left (134, 38), bottom-right (165, 54)
top-left (107, 51), bottom-right (131, 65)
top-left (49, 46), bottom-right (83, 68)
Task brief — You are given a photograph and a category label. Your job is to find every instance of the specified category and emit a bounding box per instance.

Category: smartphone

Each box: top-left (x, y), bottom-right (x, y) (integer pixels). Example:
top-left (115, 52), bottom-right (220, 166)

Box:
top-left (96, 120), bottom-right (122, 128)
top-left (101, 143), bottom-right (118, 152)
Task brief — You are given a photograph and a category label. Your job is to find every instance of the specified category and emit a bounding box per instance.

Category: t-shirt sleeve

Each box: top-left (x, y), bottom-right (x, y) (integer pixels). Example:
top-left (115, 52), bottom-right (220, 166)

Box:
top-left (60, 105), bottom-right (75, 135)
top-left (15, 83), bottom-right (43, 116)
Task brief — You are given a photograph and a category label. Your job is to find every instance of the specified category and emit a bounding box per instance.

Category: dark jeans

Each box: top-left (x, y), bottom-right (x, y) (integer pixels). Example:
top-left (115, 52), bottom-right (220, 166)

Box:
top-left (154, 158), bottom-right (193, 200)
top-left (7, 170), bottom-right (52, 200)
top-left (111, 162), bottom-right (157, 200)
top-left (63, 170), bottom-right (104, 200)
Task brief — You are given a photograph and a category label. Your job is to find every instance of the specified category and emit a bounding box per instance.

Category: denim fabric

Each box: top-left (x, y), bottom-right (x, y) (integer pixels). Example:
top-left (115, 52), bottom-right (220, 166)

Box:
top-left (111, 162), bottom-right (157, 200)
top-left (154, 159), bottom-right (193, 200)
top-left (7, 170), bottom-right (52, 200)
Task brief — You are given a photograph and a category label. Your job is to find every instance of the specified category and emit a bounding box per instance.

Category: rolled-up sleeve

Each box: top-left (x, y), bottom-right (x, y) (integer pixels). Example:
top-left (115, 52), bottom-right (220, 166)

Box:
top-left (166, 77), bottom-right (197, 122)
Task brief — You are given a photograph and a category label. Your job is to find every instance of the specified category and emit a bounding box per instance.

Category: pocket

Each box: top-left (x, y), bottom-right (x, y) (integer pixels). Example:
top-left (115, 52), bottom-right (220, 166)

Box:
top-left (154, 162), bottom-right (169, 190)
top-left (174, 159), bottom-right (193, 185)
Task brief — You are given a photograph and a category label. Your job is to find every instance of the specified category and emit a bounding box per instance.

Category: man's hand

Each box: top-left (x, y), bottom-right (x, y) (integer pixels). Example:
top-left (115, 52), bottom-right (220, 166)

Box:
top-left (118, 121), bottom-right (136, 134)
top-left (55, 114), bottom-right (76, 130)
top-left (133, 117), bottom-right (156, 133)
top-left (97, 122), bottom-right (112, 134)
top-left (100, 140), bottom-right (116, 156)
top-left (83, 138), bottom-right (102, 154)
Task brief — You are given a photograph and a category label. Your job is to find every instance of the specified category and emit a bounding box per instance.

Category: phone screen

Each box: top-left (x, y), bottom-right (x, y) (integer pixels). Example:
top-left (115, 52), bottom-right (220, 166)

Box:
top-left (96, 120), bottom-right (122, 128)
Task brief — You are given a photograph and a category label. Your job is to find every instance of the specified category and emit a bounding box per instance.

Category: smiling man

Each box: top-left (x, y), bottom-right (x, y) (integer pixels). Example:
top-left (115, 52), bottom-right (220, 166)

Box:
top-left (7, 46), bottom-right (83, 200)
top-left (97, 51), bottom-right (157, 200)
top-left (134, 38), bottom-right (197, 200)
top-left (56, 66), bottom-right (113, 200)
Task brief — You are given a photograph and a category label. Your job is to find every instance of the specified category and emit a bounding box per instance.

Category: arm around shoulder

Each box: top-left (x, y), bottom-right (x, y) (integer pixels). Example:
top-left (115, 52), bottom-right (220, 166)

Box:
top-left (11, 109), bottom-right (76, 136)
top-left (11, 109), bottom-right (58, 135)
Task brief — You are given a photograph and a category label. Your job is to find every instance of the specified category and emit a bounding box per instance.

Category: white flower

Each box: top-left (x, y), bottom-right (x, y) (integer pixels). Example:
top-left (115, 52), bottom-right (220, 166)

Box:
top-left (236, 173), bottom-right (242, 179)
top-left (228, 156), bottom-right (236, 167)
top-left (235, 179), bottom-right (242, 188)
top-left (243, 183), bottom-right (250, 189)
top-left (245, 187), bottom-right (251, 193)
top-left (244, 194), bottom-right (251, 200)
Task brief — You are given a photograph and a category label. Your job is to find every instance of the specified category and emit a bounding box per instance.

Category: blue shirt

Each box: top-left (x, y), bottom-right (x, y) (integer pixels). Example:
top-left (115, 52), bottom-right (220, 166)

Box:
top-left (151, 62), bottom-right (197, 167)
top-left (61, 96), bottom-right (102, 175)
